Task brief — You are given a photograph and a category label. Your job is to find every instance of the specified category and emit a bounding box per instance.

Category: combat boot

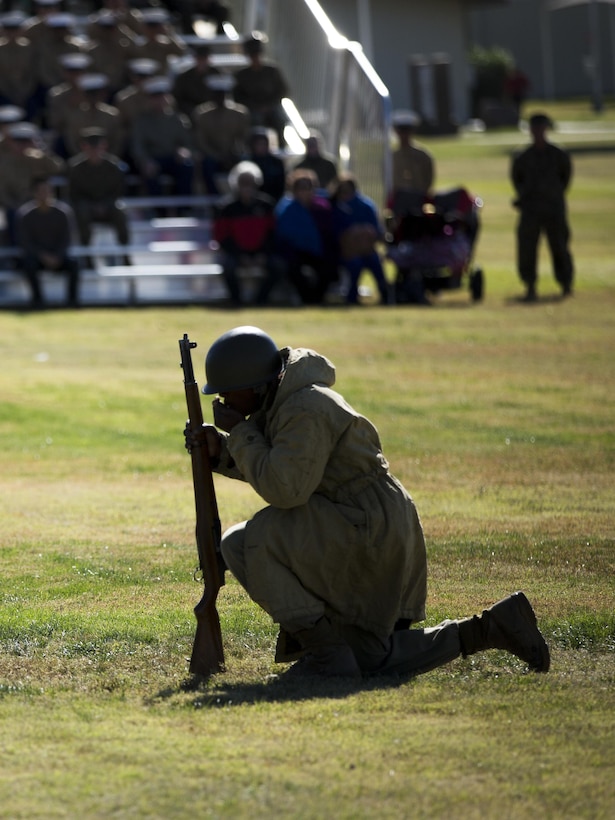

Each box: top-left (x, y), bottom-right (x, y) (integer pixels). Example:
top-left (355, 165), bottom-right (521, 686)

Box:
top-left (457, 591), bottom-right (550, 672)
top-left (284, 617), bottom-right (361, 679)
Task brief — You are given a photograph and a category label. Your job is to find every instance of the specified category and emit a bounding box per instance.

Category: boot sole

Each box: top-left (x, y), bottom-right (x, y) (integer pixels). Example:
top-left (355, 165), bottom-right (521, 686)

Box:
top-left (511, 591), bottom-right (551, 672)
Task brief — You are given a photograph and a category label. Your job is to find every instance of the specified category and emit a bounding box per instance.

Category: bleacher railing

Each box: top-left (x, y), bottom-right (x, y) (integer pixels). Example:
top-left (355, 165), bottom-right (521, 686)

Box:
top-left (233, 0), bottom-right (392, 209)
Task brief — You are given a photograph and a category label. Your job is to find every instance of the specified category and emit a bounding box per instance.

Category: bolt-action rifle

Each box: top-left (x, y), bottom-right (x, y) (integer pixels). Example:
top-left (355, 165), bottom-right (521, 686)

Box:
top-left (179, 333), bottom-right (225, 677)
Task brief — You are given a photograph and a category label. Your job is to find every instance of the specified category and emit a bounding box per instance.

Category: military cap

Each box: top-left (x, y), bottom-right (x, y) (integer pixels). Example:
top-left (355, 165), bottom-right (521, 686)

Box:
top-left (141, 8), bottom-right (170, 25)
top-left (391, 109), bottom-right (421, 129)
top-left (59, 52), bottom-right (92, 71)
top-left (78, 73), bottom-right (109, 92)
top-left (0, 105), bottom-right (25, 124)
top-left (1, 11), bottom-right (27, 28)
top-left (143, 76), bottom-right (173, 95)
top-left (45, 13), bottom-right (76, 28)
top-left (79, 127), bottom-right (107, 144)
top-left (128, 58), bottom-right (161, 77)
top-left (8, 121), bottom-right (39, 140)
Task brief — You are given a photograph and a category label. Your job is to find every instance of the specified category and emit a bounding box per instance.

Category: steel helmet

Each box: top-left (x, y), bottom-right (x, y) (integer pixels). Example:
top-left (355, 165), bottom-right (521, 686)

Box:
top-left (202, 326), bottom-right (283, 394)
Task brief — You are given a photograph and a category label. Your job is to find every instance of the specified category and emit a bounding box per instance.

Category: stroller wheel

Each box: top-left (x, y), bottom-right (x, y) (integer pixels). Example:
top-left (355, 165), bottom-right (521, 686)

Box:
top-left (470, 267), bottom-right (484, 302)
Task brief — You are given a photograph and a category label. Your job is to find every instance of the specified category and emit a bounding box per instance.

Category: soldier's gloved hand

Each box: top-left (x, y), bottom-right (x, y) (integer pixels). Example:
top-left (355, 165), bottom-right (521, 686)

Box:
top-left (183, 422), bottom-right (221, 461)
top-left (212, 397), bottom-right (246, 432)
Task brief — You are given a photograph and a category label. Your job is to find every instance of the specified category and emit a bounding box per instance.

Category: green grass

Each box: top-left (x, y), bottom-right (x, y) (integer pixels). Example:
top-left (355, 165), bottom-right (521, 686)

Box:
top-left (1, 103), bottom-right (614, 818)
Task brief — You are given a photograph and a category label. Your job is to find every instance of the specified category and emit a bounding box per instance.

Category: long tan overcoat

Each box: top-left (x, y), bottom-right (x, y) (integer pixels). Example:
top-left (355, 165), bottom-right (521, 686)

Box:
top-left (215, 346), bottom-right (427, 641)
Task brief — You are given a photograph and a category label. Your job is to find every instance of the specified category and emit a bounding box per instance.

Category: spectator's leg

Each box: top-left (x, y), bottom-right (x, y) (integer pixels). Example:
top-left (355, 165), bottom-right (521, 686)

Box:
top-left (517, 212), bottom-right (541, 299)
top-left (21, 253), bottom-right (44, 307)
top-left (544, 212), bottom-right (574, 296)
top-left (220, 251), bottom-right (242, 306)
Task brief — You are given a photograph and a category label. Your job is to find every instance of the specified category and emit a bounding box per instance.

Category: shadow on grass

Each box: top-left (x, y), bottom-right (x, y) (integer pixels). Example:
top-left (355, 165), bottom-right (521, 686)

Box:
top-left (150, 669), bottom-right (414, 708)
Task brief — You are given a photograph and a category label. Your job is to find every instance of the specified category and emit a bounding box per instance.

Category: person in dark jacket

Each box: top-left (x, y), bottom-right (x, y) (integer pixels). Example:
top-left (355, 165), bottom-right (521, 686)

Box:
top-left (511, 112), bottom-right (574, 301)
top-left (67, 127), bottom-right (131, 265)
top-left (16, 176), bottom-right (79, 308)
top-left (212, 161), bottom-right (285, 306)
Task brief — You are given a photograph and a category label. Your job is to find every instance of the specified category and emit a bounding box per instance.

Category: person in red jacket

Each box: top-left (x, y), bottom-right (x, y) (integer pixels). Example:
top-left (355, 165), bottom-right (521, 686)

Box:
top-left (212, 161), bottom-right (286, 306)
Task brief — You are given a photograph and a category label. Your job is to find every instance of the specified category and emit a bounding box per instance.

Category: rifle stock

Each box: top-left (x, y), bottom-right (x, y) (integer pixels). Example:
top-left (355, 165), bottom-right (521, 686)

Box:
top-left (179, 333), bottom-right (225, 677)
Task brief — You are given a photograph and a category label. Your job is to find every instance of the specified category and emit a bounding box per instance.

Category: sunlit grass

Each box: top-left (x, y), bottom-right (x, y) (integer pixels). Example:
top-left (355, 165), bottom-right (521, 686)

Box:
top-left (0, 107), bottom-right (614, 818)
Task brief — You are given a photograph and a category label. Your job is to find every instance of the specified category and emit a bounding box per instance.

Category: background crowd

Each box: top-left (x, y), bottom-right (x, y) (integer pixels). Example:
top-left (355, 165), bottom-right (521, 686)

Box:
top-left (0, 0), bottom-right (400, 308)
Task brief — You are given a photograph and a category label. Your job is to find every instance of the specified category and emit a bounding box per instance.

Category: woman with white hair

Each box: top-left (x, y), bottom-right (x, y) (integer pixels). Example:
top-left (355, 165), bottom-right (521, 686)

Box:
top-left (212, 161), bottom-right (285, 306)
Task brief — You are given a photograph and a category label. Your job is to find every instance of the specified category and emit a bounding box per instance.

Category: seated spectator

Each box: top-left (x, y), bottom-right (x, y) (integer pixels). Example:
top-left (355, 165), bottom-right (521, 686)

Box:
top-left (0, 104), bottom-right (25, 160)
top-left (233, 32), bottom-right (289, 149)
top-left (247, 127), bottom-right (286, 203)
top-left (86, 10), bottom-right (136, 97)
top-left (212, 161), bottom-right (285, 306)
top-left (128, 7), bottom-right (187, 70)
top-left (0, 11), bottom-right (38, 121)
top-left (16, 176), bottom-right (80, 309)
top-left (62, 73), bottom-right (124, 159)
top-left (112, 58), bottom-right (161, 180)
top-left (274, 169), bottom-right (338, 305)
top-left (293, 130), bottom-right (338, 191)
top-left (33, 12), bottom-right (83, 96)
top-left (193, 74), bottom-right (250, 195)
top-left (172, 41), bottom-right (220, 119)
top-left (46, 51), bottom-right (92, 158)
top-left (131, 75), bottom-right (194, 200)
top-left (67, 127), bottom-right (131, 266)
top-left (0, 120), bottom-right (65, 245)
top-left (87, 1), bottom-right (144, 41)
top-left (330, 173), bottom-right (391, 305)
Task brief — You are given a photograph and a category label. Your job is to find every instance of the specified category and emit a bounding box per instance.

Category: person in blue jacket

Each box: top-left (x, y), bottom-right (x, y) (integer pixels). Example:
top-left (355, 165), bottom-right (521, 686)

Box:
top-left (274, 169), bottom-right (338, 304)
top-left (330, 173), bottom-right (391, 305)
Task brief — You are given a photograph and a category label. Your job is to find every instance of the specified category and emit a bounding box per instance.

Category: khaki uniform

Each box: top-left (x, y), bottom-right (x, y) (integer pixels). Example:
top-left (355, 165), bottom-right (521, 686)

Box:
top-left (216, 347), bottom-right (427, 644)
top-left (193, 101), bottom-right (250, 166)
top-left (33, 32), bottom-right (83, 89)
top-left (0, 146), bottom-right (65, 210)
top-left (87, 35), bottom-right (134, 93)
top-left (131, 107), bottom-right (193, 164)
top-left (62, 102), bottom-right (124, 159)
top-left (172, 66), bottom-right (218, 118)
top-left (127, 34), bottom-right (186, 72)
top-left (0, 35), bottom-right (38, 106)
top-left (113, 85), bottom-right (152, 131)
top-left (46, 83), bottom-right (86, 133)
top-left (392, 144), bottom-right (434, 194)
top-left (67, 151), bottom-right (129, 245)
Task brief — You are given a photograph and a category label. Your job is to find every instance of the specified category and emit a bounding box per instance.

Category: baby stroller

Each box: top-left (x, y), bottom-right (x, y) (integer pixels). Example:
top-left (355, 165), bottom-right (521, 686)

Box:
top-left (386, 187), bottom-right (484, 304)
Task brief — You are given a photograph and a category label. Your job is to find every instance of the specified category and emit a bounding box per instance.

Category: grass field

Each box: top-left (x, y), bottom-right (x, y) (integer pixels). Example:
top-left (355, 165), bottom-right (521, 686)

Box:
top-left (1, 103), bottom-right (614, 819)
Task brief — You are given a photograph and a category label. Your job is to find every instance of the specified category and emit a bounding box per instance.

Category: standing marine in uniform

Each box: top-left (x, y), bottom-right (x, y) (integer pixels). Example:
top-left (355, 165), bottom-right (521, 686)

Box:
top-left (186, 326), bottom-right (551, 679)
top-left (511, 112), bottom-right (574, 301)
